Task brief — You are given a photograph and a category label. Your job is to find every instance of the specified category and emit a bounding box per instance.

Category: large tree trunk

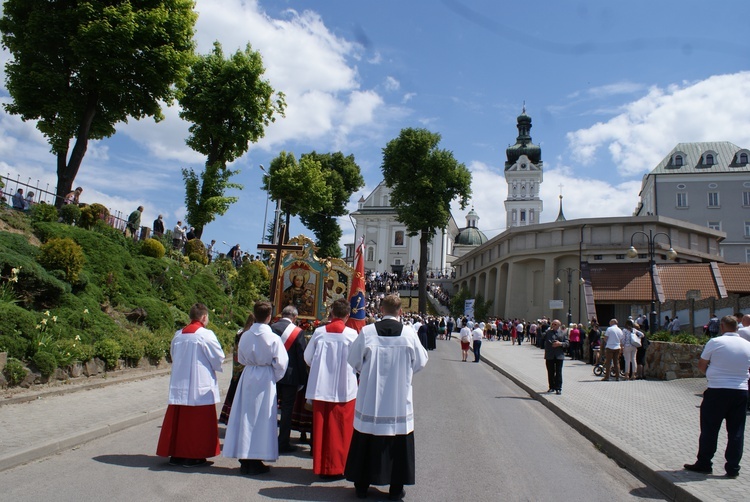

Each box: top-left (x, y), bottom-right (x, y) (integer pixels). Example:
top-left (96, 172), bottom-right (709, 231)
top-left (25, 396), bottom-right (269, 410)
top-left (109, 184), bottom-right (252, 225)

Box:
top-left (54, 92), bottom-right (98, 208)
top-left (418, 230), bottom-right (429, 314)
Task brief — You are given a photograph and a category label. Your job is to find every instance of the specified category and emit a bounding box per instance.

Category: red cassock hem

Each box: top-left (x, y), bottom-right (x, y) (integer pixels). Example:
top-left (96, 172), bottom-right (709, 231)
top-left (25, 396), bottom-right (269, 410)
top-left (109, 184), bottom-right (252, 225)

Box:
top-left (311, 399), bottom-right (355, 475)
top-left (156, 404), bottom-right (221, 459)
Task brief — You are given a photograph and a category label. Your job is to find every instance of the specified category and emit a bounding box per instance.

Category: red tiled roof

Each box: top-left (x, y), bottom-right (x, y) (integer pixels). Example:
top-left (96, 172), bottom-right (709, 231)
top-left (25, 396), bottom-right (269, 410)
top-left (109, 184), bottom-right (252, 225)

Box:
top-left (717, 263), bottom-right (750, 294)
top-left (656, 264), bottom-right (719, 301)
top-left (588, 263), bottom-right (652, 302)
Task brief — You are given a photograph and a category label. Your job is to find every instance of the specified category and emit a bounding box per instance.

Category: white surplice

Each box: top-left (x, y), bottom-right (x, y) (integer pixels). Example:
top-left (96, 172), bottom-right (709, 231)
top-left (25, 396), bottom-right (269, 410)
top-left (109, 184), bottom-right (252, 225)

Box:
top-left (222, 323), bottom-right (289, 461)
top-left (304, 320), bottom-right (359, 403)
top-left (347, 318), bottom-right (429, 436)
top-left (167, 325), bottom-right (225, 406)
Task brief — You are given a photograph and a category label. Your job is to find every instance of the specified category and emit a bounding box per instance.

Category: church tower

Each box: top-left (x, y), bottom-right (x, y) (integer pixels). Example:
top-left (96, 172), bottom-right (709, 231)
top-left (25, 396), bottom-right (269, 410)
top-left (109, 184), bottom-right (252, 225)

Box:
top-left (504, 106), bottom-right (543, 228)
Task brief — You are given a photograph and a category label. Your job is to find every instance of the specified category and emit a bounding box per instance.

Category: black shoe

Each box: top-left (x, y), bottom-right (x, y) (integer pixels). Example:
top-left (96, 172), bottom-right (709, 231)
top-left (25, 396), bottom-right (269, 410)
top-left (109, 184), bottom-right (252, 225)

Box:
top-left (388, 489), bottom-right (406, 501)
top-left (240, 461), bottom-right (270, 475)
top-left (278, 444), bottom-right (298, 454)
top-left (547, 388), bottom-right (554, 393)
top-left (725, 471), bottom-right (739, 478)
top-left (168, 457), bottom-right (185, 466)
top-left (319, 473), bottom-right (345, 481)
top-left (683, 462), bottom-right (712, 474)
top-left (181, 458), bottom-right (208, 468)
top-left (555, 390), bottom-right (561, 395)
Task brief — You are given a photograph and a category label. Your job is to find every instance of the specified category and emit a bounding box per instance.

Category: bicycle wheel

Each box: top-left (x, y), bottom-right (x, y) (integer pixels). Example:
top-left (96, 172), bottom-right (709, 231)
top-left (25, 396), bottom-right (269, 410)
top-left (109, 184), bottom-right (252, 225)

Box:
top-left (593, 365), bottom-right (603, 377)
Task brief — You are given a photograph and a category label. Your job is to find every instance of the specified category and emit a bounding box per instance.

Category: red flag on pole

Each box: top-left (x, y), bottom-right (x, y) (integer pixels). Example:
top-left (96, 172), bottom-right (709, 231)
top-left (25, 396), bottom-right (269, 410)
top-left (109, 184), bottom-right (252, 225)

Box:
top-left (346, 239), bottom-right (366, 333)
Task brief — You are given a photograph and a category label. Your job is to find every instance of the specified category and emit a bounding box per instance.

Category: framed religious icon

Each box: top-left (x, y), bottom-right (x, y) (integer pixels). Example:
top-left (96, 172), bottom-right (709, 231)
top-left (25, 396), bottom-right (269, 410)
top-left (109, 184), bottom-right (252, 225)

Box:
top-left (274, 235), bottom-right (328, 320)
top-left (323, 258), bottom-right (354, 309)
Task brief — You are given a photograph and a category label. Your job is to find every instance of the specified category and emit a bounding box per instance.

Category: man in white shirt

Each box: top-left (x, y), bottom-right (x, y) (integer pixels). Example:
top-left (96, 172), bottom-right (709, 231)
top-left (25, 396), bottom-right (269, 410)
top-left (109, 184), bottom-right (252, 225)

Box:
top-left (459, 322), bottom-right (472, 362)
top-left (472, 322), bottom-right (485, 362)
top-left (156, 303), bottom-right (225, 467)
top-left (345, 294), bottom-right (429, 500)
top-left (601, 319), bottom-right (623, 381)
top-left (304, 299), bottom-right (359, 478)
top-left (684, 316), bottom-right (750, 478)
top-left (670, 315), bottom-right (681, 335)
top-left (738, 314), bottom-right (750, 343)
top-left (516, 321), bottom-right (525, 345)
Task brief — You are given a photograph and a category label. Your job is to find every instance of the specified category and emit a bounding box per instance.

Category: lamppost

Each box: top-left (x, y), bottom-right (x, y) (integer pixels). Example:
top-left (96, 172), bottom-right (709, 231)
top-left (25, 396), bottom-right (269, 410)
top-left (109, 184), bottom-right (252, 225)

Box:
top-left (555, 268), bottom-right (585, 326)
top-left (626, 230), bottom-right (677, 334)
top-left (259, 164), bottom-right (270, 244)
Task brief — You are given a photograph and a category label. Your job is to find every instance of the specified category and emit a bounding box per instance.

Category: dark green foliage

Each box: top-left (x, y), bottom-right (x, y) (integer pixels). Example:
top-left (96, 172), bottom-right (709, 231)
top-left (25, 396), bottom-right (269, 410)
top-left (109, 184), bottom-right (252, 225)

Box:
top-left (118, 335), bottom-right (145, 365)
top-left (649, 331), bottom-right (672, 342)
top-left (141, 238), bottom-right (166, 259)
top-left (94, 339), bottom-right (121, 370)
top-left (59, 204), bottom-right (81, 225)
top-left (32, 350), bottom-right (56, 378)
top-left (79, 203), bottom-right (110, 229)
top-left (143, 331), bottom-right (171, 361)
top-left (3, 357), bottom-right (27, 386)
top-left (134, 297), bottom-right (172, 331)
top-left (170, 306), bottom-right (191, 330)
top-left (449, 287), bottom-right (492, 320)
top-left (0, 302), bottom-right (37, 358)
top-left (29, 203), bottom-right (58, 223)
top-left (188, 252), bottom-right (206, 265)
top-left (38, 237), bottom-right (86, 283)
top-left (184, 238), bottom-right (205, 257)
top-left (673, 333), bottom-right (707, 345)
top-left (0, 206), bottom-right (33, 233)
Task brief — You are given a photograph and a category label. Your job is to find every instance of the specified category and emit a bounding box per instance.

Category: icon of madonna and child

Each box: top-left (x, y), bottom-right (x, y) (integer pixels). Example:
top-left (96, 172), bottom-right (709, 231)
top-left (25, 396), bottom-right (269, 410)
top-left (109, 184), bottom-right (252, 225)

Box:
top-left (281, 265), bottom-right (317, 317)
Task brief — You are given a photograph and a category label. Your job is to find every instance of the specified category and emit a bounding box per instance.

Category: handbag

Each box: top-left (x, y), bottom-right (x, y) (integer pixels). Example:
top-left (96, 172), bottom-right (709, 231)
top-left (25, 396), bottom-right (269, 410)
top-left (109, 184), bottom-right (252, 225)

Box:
top-left (630, 331), bottom-right (642, 348)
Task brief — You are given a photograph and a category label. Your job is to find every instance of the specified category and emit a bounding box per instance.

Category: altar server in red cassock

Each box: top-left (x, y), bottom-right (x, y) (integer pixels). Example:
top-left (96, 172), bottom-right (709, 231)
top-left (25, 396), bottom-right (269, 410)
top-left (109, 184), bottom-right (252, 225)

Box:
top-left (156, 303), bottom-right (225, 467)
top-left (304, 298), bottom-right (359, 478)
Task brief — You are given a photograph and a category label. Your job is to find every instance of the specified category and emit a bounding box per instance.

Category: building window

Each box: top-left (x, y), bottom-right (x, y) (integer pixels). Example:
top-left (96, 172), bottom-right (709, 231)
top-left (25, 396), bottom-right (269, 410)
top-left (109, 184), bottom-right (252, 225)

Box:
top-left (616, 254), bottom-right (625, 260)
top-left (739, 153), bottom-right (748, 164)
top-left (707, 192), bottom-right (719, 207)
top-left (674, 154), bottom-right (683, 166)
top-left (394, 230), bottom-right (404, 246)
top-left (676, 192), bottom-right (688, 208)
top-left (511, 210), bottom-right (517, 222)
top-left (745, 221), bottom-right (750, 238)
top-left (743, 191), bottom-right (750, 207)
top-left (746, 248), bottom-right (750, 263)
top-left (704, 153), bottom-right (715, 165)
top-left (394, 258), bottom-right (401, 266)
top-left (707, 221), bottom-right (721, 231)
top-left (594, 255), bottom-right (603, 260)
top-left (367, 247), bottom-right (374, 261)
top-left (529, 209), bottom-right (535, 223)
top-left (520, 210), bottom-right (526, 222)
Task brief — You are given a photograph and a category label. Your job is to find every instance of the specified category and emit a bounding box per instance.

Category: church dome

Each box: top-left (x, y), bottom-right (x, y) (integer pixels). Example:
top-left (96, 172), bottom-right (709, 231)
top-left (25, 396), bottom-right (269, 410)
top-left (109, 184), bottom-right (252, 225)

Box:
top-left (455, 226), bottom-right (488, 246)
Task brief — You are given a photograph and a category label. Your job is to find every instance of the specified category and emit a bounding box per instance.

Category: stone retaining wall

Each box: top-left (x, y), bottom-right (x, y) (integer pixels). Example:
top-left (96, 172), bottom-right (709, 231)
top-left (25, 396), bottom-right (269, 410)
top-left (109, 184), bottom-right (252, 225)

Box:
top-left (644, 341), bottom-right (704, 380)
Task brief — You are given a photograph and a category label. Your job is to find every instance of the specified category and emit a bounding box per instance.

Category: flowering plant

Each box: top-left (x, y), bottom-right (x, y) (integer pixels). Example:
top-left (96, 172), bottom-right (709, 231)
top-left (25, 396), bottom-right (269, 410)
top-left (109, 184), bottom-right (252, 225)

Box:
top-left (0, 266), bottom-right (21, 304)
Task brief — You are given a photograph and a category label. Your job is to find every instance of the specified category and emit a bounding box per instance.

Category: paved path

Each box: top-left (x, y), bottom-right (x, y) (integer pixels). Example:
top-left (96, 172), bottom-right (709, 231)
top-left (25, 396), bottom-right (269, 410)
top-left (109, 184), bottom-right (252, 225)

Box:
top-left (0, 339), bottom-right (746, 501)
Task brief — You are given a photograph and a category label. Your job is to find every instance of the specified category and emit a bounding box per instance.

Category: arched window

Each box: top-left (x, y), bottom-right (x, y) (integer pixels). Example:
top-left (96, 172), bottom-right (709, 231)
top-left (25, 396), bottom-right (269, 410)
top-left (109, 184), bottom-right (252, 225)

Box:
top-left (367, 247), bottom-right (374, 261)
top-left (704, 153), bottom-right (715, 165)
top-left (674, 154), bottom-right (683, 166)
top-left (740, 153), bottom-right (748, 164)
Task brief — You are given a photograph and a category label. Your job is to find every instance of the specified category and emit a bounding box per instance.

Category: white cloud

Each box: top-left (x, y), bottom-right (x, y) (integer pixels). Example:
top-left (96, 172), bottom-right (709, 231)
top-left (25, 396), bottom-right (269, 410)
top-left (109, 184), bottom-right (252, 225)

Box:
top-left (567, 72), bottom-right (750, 176)
top-left (402, 92), bottom-right (416, 104)
top-left (384, 76), bottom-right (400, 91)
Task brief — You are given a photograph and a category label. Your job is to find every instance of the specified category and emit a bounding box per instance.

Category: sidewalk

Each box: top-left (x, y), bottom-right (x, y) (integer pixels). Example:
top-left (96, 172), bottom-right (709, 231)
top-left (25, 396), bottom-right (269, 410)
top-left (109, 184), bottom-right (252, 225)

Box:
top-left (476, 338), bottom-right (744, 502)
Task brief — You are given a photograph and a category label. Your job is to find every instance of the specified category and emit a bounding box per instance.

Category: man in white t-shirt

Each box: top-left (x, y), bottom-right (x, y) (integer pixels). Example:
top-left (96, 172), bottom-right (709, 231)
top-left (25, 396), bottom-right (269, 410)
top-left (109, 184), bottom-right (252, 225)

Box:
top-left (601, 319), bottom-right (623, 381)
top-left (516, 321), bottom-right (525, 345)
top-left (738, 314), bottom-right (750, 343)
top-left (684, 316), bottom-right (750, 478)
top-left (472, 322), bottom-right (484, 362)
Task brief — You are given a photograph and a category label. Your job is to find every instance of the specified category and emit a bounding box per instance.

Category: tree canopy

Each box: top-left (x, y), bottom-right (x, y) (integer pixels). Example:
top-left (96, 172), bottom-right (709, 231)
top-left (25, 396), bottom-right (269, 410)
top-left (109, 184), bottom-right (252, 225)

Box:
top-left (178, 41), bottom-right (285, 238)
top-left (0, 0), bottom-right (198, 204)
top-left (382, 127), bottom-right (472, 313)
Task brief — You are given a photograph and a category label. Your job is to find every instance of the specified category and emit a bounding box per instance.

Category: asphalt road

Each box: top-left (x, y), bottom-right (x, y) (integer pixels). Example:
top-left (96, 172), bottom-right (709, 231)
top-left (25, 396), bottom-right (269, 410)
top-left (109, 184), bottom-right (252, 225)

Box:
top-left (0, 340), bottom-right (664, 501)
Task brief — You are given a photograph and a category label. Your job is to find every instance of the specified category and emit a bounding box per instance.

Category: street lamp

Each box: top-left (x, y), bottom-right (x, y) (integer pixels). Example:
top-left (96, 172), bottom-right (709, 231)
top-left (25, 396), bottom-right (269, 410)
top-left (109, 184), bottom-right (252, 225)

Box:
top-left (259, 165), bottom-right (270, 244)
top-left (626, 230), bottom-right (677, 334)
top-left (555, 268), bottom-right (585, 326)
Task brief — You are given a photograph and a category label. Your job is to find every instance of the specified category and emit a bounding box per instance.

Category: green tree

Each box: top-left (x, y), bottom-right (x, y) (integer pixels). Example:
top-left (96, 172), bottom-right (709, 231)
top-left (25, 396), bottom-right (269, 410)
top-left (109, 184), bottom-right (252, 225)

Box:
top-left (298, 152), bottom-right (364, 258)
top-left (0, 0), bottom-right (197, 206)
top-left (179, 42), bottom-right (285, 238)
top-left (264, 152), bottom-right (331, 244)
top-left (382, 128), bottom-right (472, 314)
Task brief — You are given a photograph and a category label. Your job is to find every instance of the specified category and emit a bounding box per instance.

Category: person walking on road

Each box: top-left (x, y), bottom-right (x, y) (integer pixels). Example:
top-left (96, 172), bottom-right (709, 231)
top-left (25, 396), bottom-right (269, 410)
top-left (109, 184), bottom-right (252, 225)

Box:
top-left (544, 319), bottom-right (569, 395)
top-left (270, 306), bottom-right (308, 454)
top-left (156, 303), bottom-right (225, 467)
top-left (459, 322), bottom-right (472, 362)
top-left (304, 298), bottom-right (358, 479)
top-left (472, 322), bottom-right (484, 362)
top-left (601, 319), bottom-right (623, 381)
top-left (344, 294), bottom-right (429, 500)
top-left (223, 301), bottom-right (289, 475)
top-left (684, 315), bottom-right (750, 478)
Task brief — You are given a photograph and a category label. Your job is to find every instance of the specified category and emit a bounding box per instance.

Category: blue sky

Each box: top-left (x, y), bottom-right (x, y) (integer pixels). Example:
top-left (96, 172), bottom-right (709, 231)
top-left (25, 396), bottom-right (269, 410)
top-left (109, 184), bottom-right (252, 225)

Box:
top-left (2, 0), bottom-right (750, 256)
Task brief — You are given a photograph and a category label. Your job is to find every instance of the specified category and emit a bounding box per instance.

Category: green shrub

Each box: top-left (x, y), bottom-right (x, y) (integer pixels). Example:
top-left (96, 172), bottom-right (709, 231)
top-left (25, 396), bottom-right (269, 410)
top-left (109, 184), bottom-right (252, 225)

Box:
top-left (79, 203), bottom-right (110, 229)
top-left (38, 237), bottom-right (86, 283)
top-left (170, 306), bottom-right (190, 329)
top-left (0, 334), bottom-right (30, 361)
top-left (92, 220), bottom-right (129, 246)
top-left (187, 252), bottom-right (207, 265)
top-left (131, 297), bottom-right (172, 331)
top-left (0, 303), bottom-right (38, 358)
top-left (184, 239), bottom-right (206, 257)
top-left (33, 350), bottom-right (57, 378)
top-left (141, 238), bottom-right (165, 259)
top-left (29, 203), bottom-right (58, 223)
top-left (3, 357), bottom-right (27, 386)
top-left (649, 331), bottom-right (672, 342)
top-left (94, 338), bottom-right (121, 370)
top-left (52, 337), bottom-right (91, 366)
top-left (59, 204), bottom-right (81, 225)
top-left (118, 336), bottom-right (145, 365)
top-left (673, 333), bottom-right (705, 345)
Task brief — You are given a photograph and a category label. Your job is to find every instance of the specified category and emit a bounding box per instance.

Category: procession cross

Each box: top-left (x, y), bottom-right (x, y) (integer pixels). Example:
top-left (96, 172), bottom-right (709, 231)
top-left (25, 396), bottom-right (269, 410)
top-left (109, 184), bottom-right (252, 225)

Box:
top-left (257, 223), bottom-right (303, 304)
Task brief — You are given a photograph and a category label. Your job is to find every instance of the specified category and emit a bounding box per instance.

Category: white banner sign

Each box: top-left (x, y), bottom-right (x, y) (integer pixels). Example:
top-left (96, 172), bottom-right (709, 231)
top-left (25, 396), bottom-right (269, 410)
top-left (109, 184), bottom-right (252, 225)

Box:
top-left (464, 299), bottom-right (475, 317)
top-left (549, 300), bottom-right (564, 310)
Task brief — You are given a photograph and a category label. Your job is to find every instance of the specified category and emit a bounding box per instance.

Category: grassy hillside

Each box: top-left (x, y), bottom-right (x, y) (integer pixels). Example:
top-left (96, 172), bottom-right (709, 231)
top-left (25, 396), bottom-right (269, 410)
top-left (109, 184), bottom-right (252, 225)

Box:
top-left (0, 206), bottom-right (268, 385)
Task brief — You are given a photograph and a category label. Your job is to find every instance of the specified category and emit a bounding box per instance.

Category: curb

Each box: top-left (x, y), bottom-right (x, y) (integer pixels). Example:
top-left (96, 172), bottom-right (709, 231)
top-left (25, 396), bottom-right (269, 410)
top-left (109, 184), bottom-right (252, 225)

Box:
top-left (0, 407), bottom-right (166, 473)
top-left (480, 353), bottom-right (703, 502)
